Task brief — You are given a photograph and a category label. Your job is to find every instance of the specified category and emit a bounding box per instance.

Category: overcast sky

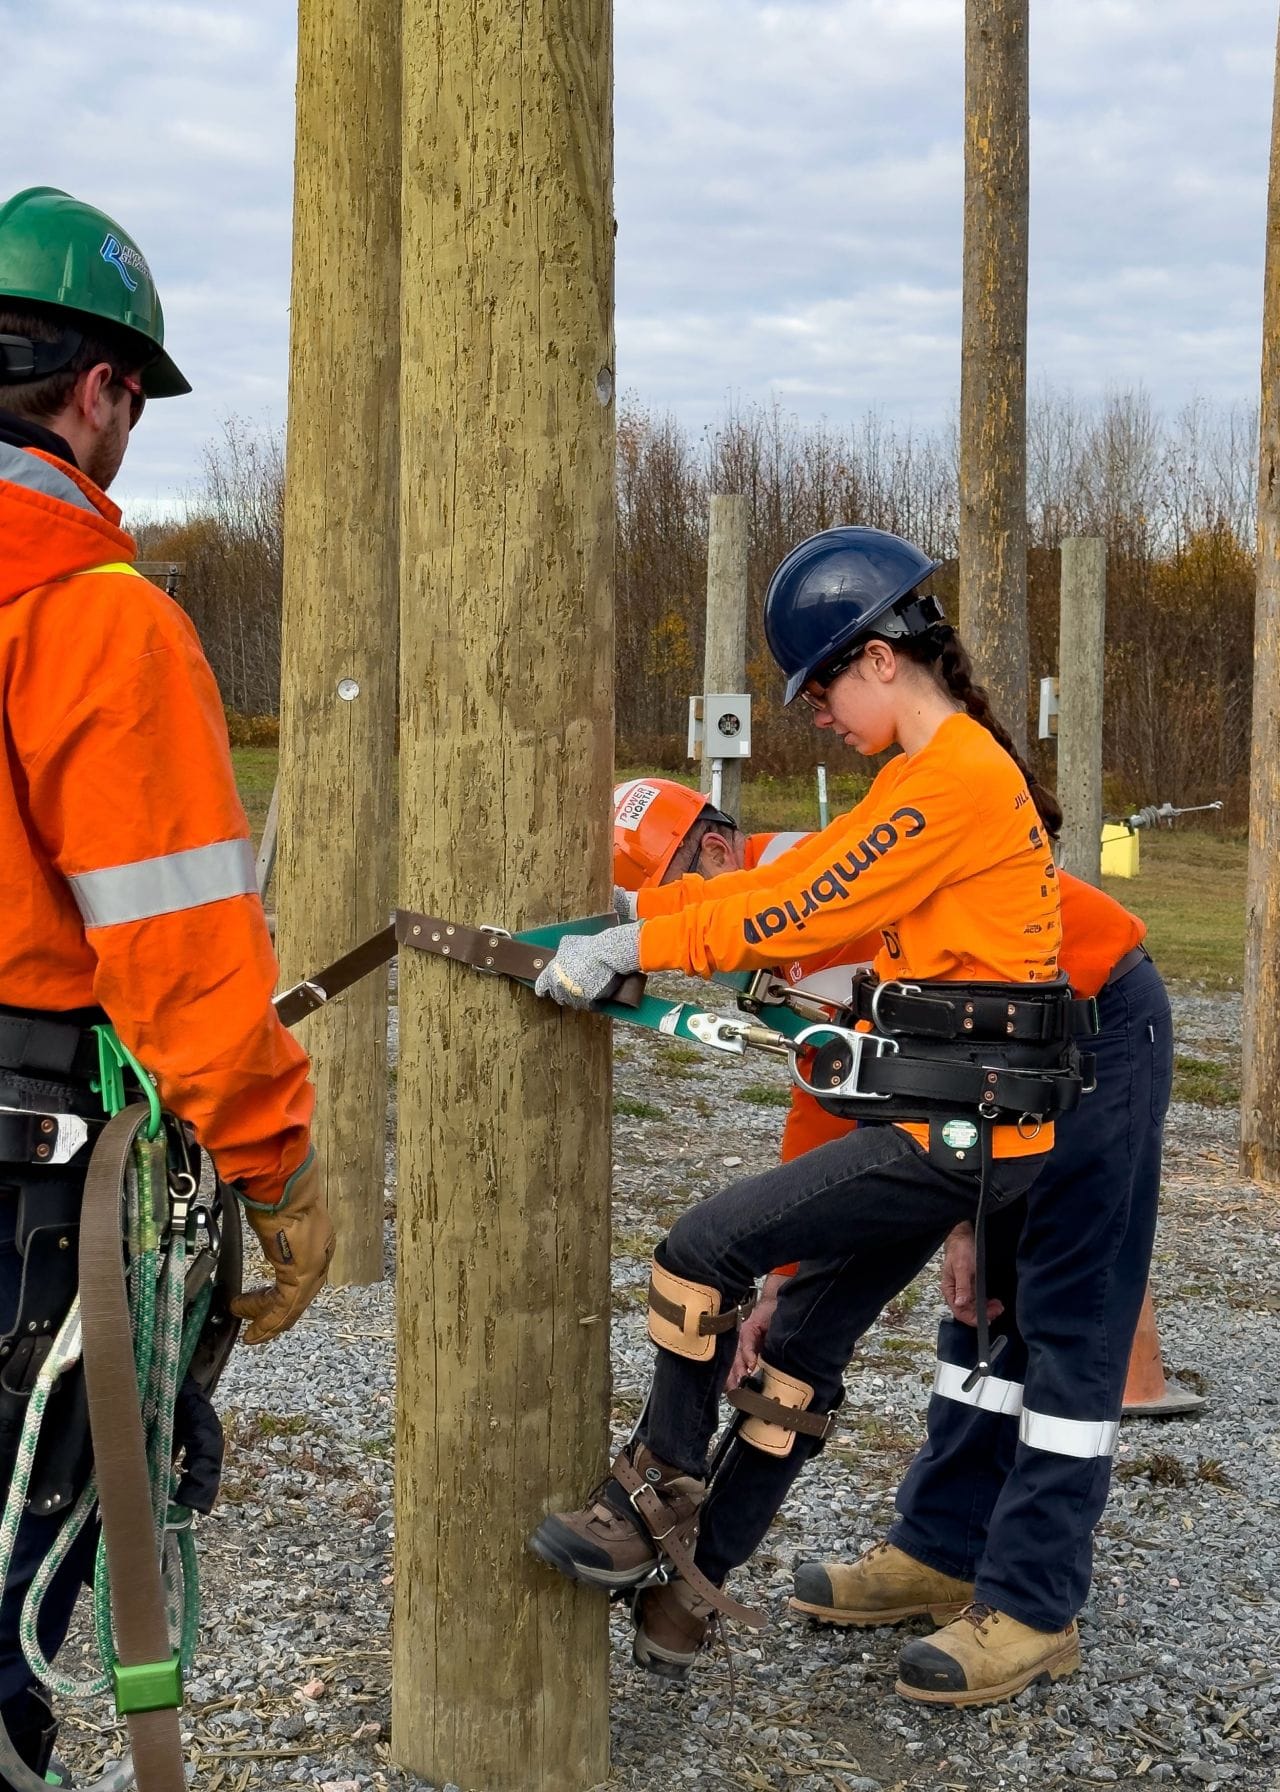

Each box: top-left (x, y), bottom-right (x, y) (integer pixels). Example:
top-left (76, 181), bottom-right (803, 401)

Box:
top-left (0, 0), bottom-right (1273, 513)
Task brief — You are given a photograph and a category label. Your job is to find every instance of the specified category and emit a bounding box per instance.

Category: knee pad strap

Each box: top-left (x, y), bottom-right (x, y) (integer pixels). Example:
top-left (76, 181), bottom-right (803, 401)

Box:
top-left (727, 1359), bottom-right (837, 1457)
top-left (647, 1258), bottom-right (754, 1362)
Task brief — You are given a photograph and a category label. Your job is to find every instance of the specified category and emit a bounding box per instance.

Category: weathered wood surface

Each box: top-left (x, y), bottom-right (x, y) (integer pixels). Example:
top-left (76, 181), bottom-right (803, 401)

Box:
top-left (394, 0), bottom-right (615, 1784)
top-left (701, 492), bottom-right (750, 818)
top-left (1057, 537), bottom-right (1106, 885)
top-left (959, 0), bottom-right (1030, 753)
top-left (1242, 8), bottom-right (1280, 1186)
top-left (277, 0), bottom-right (400, 1285)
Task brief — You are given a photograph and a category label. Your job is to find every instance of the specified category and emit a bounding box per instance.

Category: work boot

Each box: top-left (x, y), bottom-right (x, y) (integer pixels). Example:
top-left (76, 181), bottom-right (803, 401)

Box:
top-left (790, 1541), bottom-right (974, 1627)
top-left (896, 1602), bottom-right (1081, 1707)
top-left (529, 1445), bottom-right (706, 1591)
top-left (632, 1578), bottom-right (714, 1679)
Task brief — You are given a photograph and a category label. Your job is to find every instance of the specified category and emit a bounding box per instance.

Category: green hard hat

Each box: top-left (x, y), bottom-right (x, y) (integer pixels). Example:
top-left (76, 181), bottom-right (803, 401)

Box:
top-left (0, 186), bottom-right (190, 397)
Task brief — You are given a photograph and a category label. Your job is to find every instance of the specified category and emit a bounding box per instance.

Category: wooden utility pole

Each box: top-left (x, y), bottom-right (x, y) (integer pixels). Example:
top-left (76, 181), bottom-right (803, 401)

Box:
top-left (395, 1), bottom-right (614, 1787)
top-left (277, 0), bottom-right (400, 1285)
top-left (959, 0), bottom-right (1030, 753)
top-left (1056, 537), bottom-right (1106, 884)
top-left (701, 493), bottom-right (750, 819)
top-left (1242, 8), bottom-right (1280, 1185)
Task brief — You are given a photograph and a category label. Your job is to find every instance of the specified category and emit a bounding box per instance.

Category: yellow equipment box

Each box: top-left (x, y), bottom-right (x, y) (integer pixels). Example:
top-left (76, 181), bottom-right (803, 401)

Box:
top-left (1100, 824), bottom-right (1139, 879)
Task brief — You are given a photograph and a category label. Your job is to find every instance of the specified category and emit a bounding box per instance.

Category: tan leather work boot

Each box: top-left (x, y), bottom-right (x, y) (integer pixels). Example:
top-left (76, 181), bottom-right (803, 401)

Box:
top-left (896, 1603), bottom-right (1081, 1706)
top-left (528, 1446), bottom-right (706, 1591)
top-left (632, 1578), bottom-right (714, 1679)
top-left (790, 1542), bottom-right (974, 1627)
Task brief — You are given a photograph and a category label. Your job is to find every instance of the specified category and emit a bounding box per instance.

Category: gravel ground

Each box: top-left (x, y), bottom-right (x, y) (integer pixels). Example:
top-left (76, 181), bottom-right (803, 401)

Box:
top-left (55, 981), bottom-right (1280, 1791)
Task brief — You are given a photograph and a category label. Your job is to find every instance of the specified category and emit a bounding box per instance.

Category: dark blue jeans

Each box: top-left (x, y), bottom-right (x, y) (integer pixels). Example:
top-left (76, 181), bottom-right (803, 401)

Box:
top-left (637, 1120), bottom-right (1043, 1587)
top-left (890, 954), bottom-right (1172, 1629)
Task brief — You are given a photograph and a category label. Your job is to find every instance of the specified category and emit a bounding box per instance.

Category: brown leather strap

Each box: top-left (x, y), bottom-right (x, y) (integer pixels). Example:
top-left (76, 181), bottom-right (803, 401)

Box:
top-left (608, 1452), bottom-right (764, 1631)
top-left (396, 911), bottom-right (555, 981)
top-left (80, 1106), bottom-right (185, 1791)
top-left (273, 922), bottom-right (397, 1027)
top-left (648, 1282), bottom-right (754, 1337)
top-left (725, 1383), bottom-right (838, 1440)
top-left (396, 910), bottom-right (646, 1007)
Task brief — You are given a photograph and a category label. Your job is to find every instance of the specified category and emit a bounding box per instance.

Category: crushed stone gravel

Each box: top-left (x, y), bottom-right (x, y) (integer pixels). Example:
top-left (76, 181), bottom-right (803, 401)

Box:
top-left (53, 981), bottom-right (1280, 1790)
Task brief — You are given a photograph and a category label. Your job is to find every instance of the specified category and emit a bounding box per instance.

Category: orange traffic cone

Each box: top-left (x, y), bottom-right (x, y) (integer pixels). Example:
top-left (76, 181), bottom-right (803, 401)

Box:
top-left (1122, 1285), bottom-right (1205, 1419)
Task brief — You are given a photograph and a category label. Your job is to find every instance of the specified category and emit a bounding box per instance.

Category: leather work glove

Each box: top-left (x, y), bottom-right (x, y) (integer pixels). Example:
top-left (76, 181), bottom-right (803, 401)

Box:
top-left (534, 921), bottom-right (642, 1010)
top-left (612, 885), bottom-right (639, 922)
top-left (231, 1152), bottom-right (336, 1345)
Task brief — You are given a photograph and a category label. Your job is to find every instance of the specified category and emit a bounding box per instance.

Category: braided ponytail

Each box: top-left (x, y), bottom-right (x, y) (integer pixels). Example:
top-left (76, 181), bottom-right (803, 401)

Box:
top-left (896, 625), bottom-right (1063, 838)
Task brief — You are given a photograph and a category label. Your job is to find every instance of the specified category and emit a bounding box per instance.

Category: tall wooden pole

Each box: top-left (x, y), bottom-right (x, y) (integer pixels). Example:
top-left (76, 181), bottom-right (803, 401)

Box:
top-left (277, 0), bottom-right (400, 1285)
top-left (1057, 537), bottom-right (1106, 885)
top-left (701, 493), bottom-right (750, 819)
top-left (959, 0), bottom-right (1030, 753)
top-left (394, 2), bottom-right (614, 1787)
top-left (1242, 8), bottom-right (1280, 1185)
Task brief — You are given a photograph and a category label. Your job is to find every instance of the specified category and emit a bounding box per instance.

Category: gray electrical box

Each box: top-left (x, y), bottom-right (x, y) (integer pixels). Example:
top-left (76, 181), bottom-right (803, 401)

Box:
top-left (688, 692), bottom-right (752, 761)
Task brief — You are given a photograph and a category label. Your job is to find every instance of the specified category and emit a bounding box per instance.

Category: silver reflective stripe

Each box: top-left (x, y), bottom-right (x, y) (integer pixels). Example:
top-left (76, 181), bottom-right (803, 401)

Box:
top-left (933, 1358), bottom-right (1024, 1417)
top-left (757, 830), bottom-right (811, 866)
top-left (68, 838), bottom-right (257, 928)
top-left (1018, 1406), bottom-right (1120, 1459)
top-left (0, 439), bottom-right (97, 513)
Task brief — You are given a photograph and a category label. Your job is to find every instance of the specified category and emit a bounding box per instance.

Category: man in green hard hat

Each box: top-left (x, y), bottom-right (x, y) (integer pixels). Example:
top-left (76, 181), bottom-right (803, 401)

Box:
top-left (0, 188), bottom-right (330, 1785)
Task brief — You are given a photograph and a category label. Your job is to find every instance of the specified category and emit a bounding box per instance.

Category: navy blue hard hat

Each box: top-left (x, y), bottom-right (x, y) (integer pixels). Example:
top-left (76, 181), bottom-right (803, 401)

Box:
top-left (763, 526), bottom-right (945, 705)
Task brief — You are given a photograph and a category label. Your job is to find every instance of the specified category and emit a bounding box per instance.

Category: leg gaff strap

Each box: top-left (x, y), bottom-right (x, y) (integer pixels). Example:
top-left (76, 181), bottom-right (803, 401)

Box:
top-left (726, 1360), bottom-right (838, 1457)
top-left (609, 1450), bottom-right (765, 1631)
top-left (647, 1258), bottom-right (754, 1363)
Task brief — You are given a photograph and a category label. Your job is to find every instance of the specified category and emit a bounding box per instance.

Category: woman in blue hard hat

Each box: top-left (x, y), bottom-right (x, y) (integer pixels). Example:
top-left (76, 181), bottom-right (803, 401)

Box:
top-left (527, 526), bottom-right (1091, 1701)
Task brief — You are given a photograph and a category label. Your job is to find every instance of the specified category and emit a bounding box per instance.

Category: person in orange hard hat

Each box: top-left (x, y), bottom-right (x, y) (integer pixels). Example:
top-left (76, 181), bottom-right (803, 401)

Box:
top-left (617, 782), bottom-right (1171, 1706)
top-left (0, 186), bottom-right (330, 1782)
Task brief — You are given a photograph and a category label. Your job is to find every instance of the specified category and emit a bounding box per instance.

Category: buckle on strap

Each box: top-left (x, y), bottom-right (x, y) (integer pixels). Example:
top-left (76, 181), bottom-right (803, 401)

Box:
top-left (791, 1023), bottom-right (898, 1101)
top-left (867, 980), bottom-right (923, 1034)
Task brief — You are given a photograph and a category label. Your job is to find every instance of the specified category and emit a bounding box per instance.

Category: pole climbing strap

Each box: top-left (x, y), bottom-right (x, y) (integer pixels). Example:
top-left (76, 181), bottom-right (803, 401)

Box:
top-left (79, 1105), bottom-right (185, 1789)
top-left (393, 910), bottom-right (647, 1008)
top-left (273, 923), bottom-right (398, 1027)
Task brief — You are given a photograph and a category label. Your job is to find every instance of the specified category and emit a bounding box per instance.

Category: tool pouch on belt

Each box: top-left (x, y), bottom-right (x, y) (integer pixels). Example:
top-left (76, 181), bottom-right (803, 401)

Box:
top-left (0, 1179), bottom-right (90, 1514)
top-left (647, 1257), bottom-right (754, 1363)
top-left (726, 1361), bottom-right (838, 1458)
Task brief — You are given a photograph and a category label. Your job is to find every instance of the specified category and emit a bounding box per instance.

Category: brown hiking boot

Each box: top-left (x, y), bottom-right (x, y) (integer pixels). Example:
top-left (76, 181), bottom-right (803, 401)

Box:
top-left (896, 1603), bottom-right (1081, 1707)
top-left (528, 1446), bottom-right (706, 1591)
top-left (790, 1541), bottom-right (974, 1627)
top-left (633, 1578), bottom-right (714, 1679)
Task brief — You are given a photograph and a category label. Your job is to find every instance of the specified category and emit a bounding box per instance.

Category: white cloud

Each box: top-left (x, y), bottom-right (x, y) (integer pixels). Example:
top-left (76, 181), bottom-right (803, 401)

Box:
top-left (0, 0), bottom-right (1272, 510)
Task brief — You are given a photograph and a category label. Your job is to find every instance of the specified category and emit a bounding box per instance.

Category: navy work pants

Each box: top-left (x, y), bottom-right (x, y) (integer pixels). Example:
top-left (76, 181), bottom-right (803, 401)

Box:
top-left (890, 954), bottom-right (1172, 1630)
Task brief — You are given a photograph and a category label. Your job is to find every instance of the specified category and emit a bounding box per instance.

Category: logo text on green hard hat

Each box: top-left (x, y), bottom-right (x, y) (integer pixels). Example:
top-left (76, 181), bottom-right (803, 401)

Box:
top-left (100, 234), bottom-right (149, 294)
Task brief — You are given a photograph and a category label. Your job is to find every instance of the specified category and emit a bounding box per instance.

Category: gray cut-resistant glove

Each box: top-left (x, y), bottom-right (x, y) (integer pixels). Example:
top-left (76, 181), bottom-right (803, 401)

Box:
top-left (612, 885), bottom-right (639, 922)
top-left (535, 922), bottom-right (643, 1009)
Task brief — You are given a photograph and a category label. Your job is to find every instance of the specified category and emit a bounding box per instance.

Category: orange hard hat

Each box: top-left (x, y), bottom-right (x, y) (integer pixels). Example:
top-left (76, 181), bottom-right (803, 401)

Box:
top-left (613, 778), bottom-right (733, 890)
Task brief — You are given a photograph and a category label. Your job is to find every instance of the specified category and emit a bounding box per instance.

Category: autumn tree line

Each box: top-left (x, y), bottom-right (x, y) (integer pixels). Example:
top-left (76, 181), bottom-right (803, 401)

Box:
top-left (137, 389), bottom-right (1256, 818)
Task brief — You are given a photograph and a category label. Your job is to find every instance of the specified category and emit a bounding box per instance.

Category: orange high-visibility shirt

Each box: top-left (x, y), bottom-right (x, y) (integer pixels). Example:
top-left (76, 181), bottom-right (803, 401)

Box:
top-left (639, 713), bottom-right (1063, 1157)
top-left (0, 441), bottom-right (313, 1204)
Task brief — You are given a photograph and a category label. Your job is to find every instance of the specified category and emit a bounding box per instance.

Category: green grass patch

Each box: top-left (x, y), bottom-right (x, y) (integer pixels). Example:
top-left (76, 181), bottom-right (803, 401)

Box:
top-left (230, 746), bottom-right (279, 844)
top-left (737, 1083), bottom-right (791, 1108)
top-left (1107, 829), bottom-right (1245, 991)
top-left (1172, 1053), bottom-right (1240, 1108)
top-left (614, 1096), bottom-right (664, 1121)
